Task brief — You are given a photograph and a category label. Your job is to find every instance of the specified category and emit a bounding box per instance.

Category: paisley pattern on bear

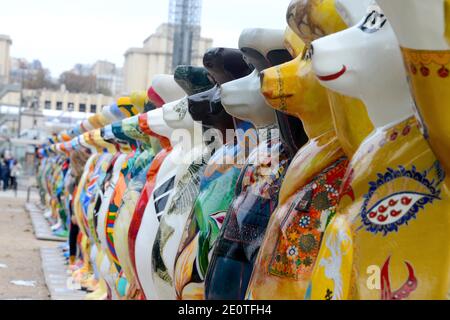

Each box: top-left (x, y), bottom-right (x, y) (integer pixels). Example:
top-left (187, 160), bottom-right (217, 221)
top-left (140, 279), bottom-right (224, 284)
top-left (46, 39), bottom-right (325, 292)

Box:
top-left (359, 161), bottom-right (444, 235)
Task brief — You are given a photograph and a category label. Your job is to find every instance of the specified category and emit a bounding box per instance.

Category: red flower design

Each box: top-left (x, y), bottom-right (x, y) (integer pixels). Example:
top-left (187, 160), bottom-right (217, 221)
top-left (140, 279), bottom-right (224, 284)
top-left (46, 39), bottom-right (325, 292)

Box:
top-left (438, 65), bottom-right (449, 78)
top-left (420, 66), bottom-right (430, 77)
top-left (390, 131), bottom-right (398, 141)
top-left (402, 125), bottom-right (411, 136)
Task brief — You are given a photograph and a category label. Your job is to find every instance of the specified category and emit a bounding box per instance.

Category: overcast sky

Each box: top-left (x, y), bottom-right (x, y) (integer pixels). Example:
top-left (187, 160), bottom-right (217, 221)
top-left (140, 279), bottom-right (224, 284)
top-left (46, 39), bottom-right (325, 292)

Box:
top-left (0, 0), bottom-right (292, 77)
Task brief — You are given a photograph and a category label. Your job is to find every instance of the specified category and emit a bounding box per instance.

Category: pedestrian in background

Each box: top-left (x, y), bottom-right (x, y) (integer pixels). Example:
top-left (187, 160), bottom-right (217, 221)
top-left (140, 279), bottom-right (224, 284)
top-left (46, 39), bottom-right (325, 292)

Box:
top-left (10, 160), bottom-right (22, 191)
top-left (1, 157), bottom-right (10, 191)
top-left (0, 155), bottom-right (3, 190)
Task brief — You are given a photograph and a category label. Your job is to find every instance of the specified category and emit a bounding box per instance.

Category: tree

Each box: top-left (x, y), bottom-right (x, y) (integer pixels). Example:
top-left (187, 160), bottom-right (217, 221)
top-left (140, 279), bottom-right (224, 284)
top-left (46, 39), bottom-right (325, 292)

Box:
top-left (59, 72), bottom-right (97, 93)
top-left (23, 69), bottom-right (57, 90)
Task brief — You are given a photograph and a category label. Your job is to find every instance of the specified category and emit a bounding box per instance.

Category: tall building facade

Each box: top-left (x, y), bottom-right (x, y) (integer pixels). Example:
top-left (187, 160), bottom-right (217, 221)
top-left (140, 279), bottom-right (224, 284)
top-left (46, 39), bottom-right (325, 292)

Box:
top-left (123, 23), bottom-right (212, 93)
top-left (0, 35), bottom-right (12, 85)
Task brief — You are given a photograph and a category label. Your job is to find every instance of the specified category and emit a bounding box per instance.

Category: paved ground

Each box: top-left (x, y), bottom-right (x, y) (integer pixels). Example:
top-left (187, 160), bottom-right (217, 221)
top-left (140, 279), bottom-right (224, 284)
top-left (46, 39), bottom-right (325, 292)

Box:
top-left (0, 190), bottom-right (54, 300)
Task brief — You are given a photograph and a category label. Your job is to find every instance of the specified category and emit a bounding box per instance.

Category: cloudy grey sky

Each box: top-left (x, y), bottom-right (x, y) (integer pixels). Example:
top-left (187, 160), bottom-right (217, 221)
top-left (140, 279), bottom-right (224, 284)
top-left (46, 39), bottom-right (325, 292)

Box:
top-left (0, 0), bottom-right (292, 77)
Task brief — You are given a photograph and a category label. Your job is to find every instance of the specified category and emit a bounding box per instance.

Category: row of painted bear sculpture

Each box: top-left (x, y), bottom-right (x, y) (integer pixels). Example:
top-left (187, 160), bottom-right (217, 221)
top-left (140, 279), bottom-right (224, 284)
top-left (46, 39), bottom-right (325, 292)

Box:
top-left (36, 0), bottom-right (450, 300)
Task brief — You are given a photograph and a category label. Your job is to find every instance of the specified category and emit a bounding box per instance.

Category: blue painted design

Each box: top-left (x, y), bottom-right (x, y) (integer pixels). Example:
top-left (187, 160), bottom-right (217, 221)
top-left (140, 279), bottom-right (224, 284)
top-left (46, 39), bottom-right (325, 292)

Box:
top-left (360, 161), bottom-right (445, 235)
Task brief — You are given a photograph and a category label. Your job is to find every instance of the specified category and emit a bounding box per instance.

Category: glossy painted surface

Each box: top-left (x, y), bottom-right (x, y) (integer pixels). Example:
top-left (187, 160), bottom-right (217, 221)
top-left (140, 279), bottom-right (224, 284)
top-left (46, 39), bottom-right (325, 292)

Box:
top-left (309, 1), bottom-right (450, 300)
top-left (129, 147), bottom-right (171, 299)
top-left (72, 149), bottom-right (98, 284)
top-left (113, 115), bottom-right (155, 298)
top-left (286, 1), bottom-right (374, 157)
top-left (151, 66), bottom-right (216, 300)
top-left (136, 96), bottom-right (203, 300)
top-left (134, 94), bottom-right (189, 300)
top-left (187, 86), bottom-right (235, 138)
top-left (247, 132), bottom-right (347, 299)
top-left (377, 0), bottom-right (450, 177)
top-left (97, 154), bottom-right (128, 261)
top-left (174, 128), bottom-right (251, 300)
top-left (130, 85), bottom-right (180, 300)
top-left (241, 28), bottom-right (309, 156)
top-left (174, 65), bottom-right (215, 96)
top-left (286, 0), bottom-right (347, 45)
top-left (205, 29), bottom-right (295, 300)
top-left (93, 152), bottom-right (123, 298)
top-left (151, 143), bottom-right (207, 299)
top-left (260, 50), bottom-right (333, 140)
top-left (107, 150), bottom-right (136, 297)
top-left (85, 151), bottom-right (112, 241)
top-left (328, 93), bottom-right (373, 157)
top-left (135, 141), bottom-right (179, 300)
top-left (51, 154), bottom-right (69, 232)
top-left (35, 0), bottom-right (450, 302)
top-left (400, 49), bottom-right (450, 175)
top-left (128, 113), bottom-right (173, 297)
top-left (95, 122), bottom-right (138, 297)
top-left (206, 131), bottom-right (291, 300)
top-left (310, 118), bottom-right (450, 300)
top-left (83, 134), bottom-right (115, 298)
top-left (85, 130), bottom-right (115, 241)
top-left (76, 149), bottom-right (99, 238)
top-left (115, 148), bottom-right (154, 298)
top-left (173, 47), bottom-right (254, 300)
top-left (117, 96), bottom-right (144, 118)
top-left (245, 0), bottom-right (351, 299)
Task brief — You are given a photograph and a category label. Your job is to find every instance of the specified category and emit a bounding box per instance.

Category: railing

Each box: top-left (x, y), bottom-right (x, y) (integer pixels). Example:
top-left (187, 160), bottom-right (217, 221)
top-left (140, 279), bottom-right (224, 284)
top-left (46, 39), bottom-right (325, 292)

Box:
top-left (27, 185), bottom-right (39, 202)
top-left (0, 114), bottom-right (19, 129)
top-left (0, 83), bottom-right (21, 100)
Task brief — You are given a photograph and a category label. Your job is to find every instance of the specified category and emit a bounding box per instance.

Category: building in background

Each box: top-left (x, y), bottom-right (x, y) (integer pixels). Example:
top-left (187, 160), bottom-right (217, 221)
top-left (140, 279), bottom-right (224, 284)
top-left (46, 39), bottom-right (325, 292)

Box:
top-left (0, 35), bottom-right (12, 85)
top-left (0, 86), bottom-right (113, 138)
top-left (2, 48), bottom-right (116, 141)
top-left (92, 60), bottom-right (124, 96)
top-left (0, 36), bottom-right (120, 171)
top-left (2, 55), bottom-right (113, 140)
top-left (0, 83), bottom-right (115, 175)
top-left (123, 0), bottom-right (212, 93)
top-left (0, 0), bottom-right (212, 166)
top-left (69, 60), bottom-right (123, 96)
top-left (123, 24), bottom-right (212, 93)
top-left (37, 86), bottom-right (114, 114)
